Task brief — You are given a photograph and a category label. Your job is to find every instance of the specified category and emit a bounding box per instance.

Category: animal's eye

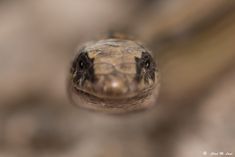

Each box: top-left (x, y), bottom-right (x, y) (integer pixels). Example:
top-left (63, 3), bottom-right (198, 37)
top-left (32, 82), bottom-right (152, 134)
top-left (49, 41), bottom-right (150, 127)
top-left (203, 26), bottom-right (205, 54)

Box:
top-left (79, 60), bottom-right (85, 70)
top-left (142, 52), bottom-right (152, 69)
top-left (70, 51), bottom-right (95, 84)
top-left (144, 59), bottom-right (150, 69)
top-left (76, 52), bottom-right (91, 71)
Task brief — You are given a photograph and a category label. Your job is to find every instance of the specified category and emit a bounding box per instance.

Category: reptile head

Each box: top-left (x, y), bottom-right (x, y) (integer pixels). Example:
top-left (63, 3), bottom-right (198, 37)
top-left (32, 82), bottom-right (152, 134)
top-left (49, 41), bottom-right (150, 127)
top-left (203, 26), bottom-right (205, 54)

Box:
top-left (68, 39), bottom-right (160, 113)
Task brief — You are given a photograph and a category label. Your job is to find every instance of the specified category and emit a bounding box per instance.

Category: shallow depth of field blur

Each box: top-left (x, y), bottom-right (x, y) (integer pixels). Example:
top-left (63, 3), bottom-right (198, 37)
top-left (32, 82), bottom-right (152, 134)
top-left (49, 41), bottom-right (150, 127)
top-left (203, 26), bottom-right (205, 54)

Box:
top-left (0, 0), bottom-right (235, 157)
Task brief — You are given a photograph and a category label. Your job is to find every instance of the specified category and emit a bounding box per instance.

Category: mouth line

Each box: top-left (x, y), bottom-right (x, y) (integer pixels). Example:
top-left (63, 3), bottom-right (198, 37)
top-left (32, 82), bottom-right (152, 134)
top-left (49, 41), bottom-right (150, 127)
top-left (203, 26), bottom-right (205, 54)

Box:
top-left (73, 86), bottom-right (152, 103)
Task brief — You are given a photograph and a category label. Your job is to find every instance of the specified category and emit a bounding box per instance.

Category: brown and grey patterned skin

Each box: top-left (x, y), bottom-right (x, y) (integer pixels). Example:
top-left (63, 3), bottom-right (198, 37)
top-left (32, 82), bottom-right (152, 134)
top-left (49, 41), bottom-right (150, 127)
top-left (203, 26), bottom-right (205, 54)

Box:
top-left (68, 39), bottom-right (160, 113)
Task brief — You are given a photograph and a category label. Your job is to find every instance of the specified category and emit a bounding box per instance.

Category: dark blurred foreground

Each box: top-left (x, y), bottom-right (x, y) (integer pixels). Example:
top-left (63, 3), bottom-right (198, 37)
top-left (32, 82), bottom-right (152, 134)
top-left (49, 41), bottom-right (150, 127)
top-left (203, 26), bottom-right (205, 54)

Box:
top-left (0, 0), bottom-right (235, 157)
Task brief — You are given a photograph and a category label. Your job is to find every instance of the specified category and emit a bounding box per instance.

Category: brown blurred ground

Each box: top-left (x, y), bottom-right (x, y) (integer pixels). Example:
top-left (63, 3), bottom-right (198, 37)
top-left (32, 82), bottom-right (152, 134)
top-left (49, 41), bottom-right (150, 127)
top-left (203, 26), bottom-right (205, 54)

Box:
top-left (0, 0), bottom-right (235, 157)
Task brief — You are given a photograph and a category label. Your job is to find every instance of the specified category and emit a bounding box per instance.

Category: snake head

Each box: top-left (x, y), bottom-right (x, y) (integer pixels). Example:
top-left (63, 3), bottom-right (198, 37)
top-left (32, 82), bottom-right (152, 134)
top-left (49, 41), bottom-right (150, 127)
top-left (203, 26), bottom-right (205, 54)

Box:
top-left (68, 39), bottom-right (160, 114)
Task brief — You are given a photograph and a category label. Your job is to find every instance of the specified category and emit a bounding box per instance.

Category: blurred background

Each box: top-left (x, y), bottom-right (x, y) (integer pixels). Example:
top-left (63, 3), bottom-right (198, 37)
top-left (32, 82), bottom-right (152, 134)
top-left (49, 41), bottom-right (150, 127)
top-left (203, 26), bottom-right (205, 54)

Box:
top-left (0, 0), bottom-right (235, 157)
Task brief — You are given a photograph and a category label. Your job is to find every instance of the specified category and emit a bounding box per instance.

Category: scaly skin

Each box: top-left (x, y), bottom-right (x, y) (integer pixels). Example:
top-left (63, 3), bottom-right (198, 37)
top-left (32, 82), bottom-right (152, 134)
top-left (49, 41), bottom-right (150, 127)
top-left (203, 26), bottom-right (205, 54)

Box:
top-left (68, 39), bottom-right (160, 113)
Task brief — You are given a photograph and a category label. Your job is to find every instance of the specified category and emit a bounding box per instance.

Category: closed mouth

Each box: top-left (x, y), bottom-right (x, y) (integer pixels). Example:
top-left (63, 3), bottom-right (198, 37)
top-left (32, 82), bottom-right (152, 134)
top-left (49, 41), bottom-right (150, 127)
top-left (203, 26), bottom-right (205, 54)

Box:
top-left (73, 86), bottom-right (152, 105)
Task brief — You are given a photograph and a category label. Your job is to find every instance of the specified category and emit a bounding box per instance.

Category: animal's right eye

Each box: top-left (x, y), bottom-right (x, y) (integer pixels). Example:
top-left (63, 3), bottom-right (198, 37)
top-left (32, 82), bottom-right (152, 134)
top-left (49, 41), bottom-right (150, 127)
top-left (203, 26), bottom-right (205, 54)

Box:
top-left (78, 59), bottom-right (85, 70)
top-left (71, 51), bottom-right (95, 84)
top-left (76, 52), bottom-right (91, 71)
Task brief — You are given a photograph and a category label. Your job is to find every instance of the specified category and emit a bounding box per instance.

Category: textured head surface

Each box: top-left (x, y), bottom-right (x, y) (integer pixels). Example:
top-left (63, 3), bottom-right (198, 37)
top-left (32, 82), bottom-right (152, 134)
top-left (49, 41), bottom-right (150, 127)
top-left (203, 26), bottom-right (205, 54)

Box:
top-left (68, 39), bottom-right (160, 113)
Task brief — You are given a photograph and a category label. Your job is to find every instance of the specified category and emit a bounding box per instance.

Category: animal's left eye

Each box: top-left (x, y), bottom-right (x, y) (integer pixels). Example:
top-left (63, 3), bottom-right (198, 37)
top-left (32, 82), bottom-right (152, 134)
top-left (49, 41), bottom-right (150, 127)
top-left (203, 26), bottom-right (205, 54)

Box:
top-left (142, 52), bottom-right (154, 70)
top-left (135, 51), bottom-right (156, 82)
top-left (144, 59), bottom-right (150, 69)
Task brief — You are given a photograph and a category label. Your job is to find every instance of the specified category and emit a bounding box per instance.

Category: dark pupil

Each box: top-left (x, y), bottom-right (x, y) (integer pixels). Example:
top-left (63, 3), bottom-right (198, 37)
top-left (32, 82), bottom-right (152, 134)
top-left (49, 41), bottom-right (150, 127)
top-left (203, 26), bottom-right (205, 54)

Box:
top-left (144, 60), bottom-right (150, 69)
top-left (79, 60), bottom-right (85, 69)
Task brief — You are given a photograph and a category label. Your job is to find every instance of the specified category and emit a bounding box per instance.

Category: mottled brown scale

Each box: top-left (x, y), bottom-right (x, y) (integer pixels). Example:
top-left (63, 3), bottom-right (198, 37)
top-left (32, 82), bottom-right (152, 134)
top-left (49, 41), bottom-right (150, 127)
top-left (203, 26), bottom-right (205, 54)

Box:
top-left (68, 38), bottom-right (160, 113)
